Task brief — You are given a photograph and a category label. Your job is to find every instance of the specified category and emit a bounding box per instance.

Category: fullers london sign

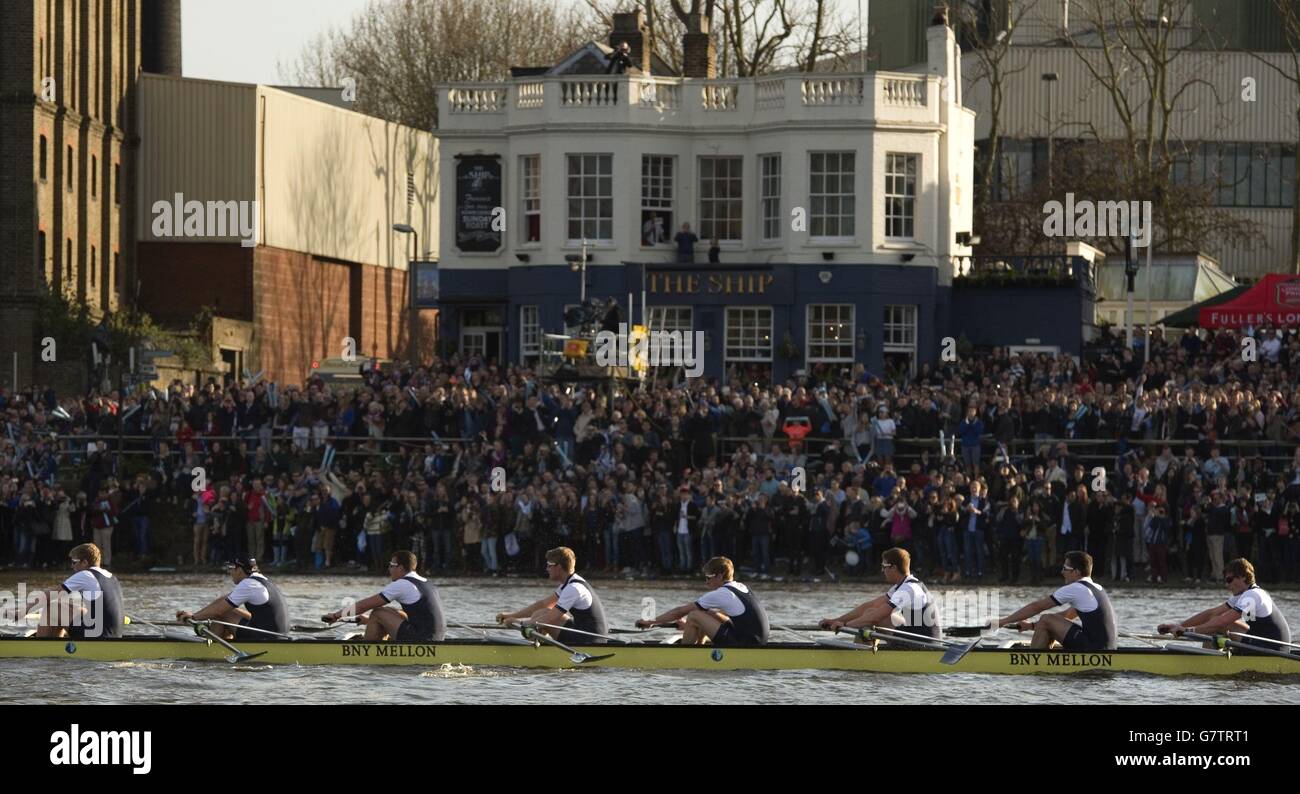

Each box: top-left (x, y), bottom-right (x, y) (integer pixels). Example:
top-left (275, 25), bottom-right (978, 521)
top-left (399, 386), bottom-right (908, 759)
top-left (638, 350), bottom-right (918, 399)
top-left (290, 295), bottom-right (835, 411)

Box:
top-left (455, 155), bottom-right (502, 253)
top-left (647, 270), bottom-right (777, 295)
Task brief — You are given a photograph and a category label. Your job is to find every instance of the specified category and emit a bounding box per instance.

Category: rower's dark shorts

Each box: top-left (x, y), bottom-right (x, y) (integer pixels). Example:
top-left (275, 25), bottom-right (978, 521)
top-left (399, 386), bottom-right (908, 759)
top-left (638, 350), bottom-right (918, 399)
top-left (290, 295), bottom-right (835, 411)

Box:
top-left (394, 621), bottom-right (434, 643)
top-left (711, 621), bottom-right (761, 648)
top-left (1062, 624), bottom-right (1107, 651)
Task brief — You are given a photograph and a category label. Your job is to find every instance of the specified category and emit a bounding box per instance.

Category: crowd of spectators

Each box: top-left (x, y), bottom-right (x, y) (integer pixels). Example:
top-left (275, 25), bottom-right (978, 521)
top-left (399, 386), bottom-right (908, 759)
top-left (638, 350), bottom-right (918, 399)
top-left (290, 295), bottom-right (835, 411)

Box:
top-left (4, 324), bottom-right (1300, 587)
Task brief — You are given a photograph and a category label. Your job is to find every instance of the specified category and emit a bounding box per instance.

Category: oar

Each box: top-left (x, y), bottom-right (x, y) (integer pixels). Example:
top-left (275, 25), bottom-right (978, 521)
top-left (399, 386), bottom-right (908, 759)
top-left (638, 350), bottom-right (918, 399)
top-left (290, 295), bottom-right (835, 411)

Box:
top-left (1179, 631), bottom-right (1298, 660)
top-left (292, 620), bottom-right (361, 633)
top-left (786, 623), bottom-right (997, 638)
top-left (506, 623), bottom-right (615, 664)
top-left (1120, 632), bottom-right (1167, 649)
top-left (199, 619), bottom-right (293, 640)
top-left (531, 622), bottom-right (623, 644)
top-left (184, 619), bottom-right (266, 664)
top-left (868, 625), bottom-right (982, 664)
top-left (1225, 631), bottom-right (1300, 653)
top-left (456, 622), bottom-right (534, 645)
top-left (468, 622), bottom-right (672, 636)
top-left (772, 625), bottom-right (821, 643)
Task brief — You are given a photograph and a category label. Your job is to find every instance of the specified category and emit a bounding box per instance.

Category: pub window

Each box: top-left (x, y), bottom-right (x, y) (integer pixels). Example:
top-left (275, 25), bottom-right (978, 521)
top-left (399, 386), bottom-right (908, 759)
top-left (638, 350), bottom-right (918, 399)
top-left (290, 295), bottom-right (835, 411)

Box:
top-left (810, 152), bottom-right (855, 239)
top-left (884, 153), bottom-right (917, 239)
top-left (699, 156), bottom-right (743, 241)
top-left (520, 305), bottom-right (541, 364)
top-left (648, 306), bottom-right (694, 364)
top-left (566, 154), bottom-right (613, 243)
top-left (760, 153), bottom-right (781, 241)
top-left (641, 155), bottom-right (674, 245)
top-left (807, 304), bottom-right (854, 362)
top-left (884, 304), bottom-right (918, 378)
top-left (520, 155), bottom-right (541, 244)
top-left (725, 306), bottom-right (772, 361)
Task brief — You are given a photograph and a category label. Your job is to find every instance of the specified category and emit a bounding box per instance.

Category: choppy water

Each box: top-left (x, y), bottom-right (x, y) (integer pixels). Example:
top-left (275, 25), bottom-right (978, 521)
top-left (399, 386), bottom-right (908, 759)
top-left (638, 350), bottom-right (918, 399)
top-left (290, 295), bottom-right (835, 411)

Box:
top-left (1, 572), bottom-right (1297, 704)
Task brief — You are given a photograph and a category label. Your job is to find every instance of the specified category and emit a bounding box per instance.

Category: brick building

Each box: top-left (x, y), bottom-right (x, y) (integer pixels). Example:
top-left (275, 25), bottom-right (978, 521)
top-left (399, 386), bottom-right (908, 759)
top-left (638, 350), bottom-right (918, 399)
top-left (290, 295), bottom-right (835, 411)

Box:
top-left (0, 0), bottom-right (180, 391)
top-left (134, 75), bottom-right (439, 385)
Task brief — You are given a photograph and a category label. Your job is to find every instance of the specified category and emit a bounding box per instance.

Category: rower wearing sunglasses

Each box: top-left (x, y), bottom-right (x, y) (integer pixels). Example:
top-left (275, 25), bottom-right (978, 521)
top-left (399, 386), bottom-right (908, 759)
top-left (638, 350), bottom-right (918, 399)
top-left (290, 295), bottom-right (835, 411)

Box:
top-left (495, 546), bottom-right (608, 644)
top-left (817, 547), bottom-right (941, 639)
top-left (29, 543), bottom-right (124, 639)
top-left (636, 556), bottom-right (770, 646)
top-left (996, 550), bottom-right (1117, 650)
top-left (323, 550), bottom-right (445, 642)
top-left (176, 557), bottom-right (288, 641)
top-left (1157, 558), bottom-right (1291, 650)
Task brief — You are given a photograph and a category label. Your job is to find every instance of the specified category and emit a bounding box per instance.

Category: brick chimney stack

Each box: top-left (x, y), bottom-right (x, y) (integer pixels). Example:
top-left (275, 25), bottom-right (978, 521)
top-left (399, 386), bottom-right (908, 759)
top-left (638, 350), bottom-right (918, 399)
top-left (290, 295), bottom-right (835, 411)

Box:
top-left (682, 12), bottom-right (716, 78)
top-left (610, 10), bottom-right (651, 74)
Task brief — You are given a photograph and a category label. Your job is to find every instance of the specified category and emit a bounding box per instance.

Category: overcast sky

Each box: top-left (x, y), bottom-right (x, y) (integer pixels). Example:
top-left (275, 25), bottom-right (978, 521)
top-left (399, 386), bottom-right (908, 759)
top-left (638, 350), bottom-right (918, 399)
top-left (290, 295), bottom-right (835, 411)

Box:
top-left (182, 0), bottom-right (601, 85)
top-left (182, 0), bottom-right (374, 85)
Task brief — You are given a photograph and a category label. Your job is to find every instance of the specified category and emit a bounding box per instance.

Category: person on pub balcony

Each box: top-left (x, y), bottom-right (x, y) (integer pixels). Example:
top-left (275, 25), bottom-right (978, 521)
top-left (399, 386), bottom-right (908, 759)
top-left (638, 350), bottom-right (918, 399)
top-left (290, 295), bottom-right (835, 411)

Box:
top-left (708, 237), bottom-right (721, 264)
top-left (606, 41), bottom-right (633, 75)
top-left (643, 212), bottom-right (667, 245)
top-left (674, 223), bottom-right (699, 264)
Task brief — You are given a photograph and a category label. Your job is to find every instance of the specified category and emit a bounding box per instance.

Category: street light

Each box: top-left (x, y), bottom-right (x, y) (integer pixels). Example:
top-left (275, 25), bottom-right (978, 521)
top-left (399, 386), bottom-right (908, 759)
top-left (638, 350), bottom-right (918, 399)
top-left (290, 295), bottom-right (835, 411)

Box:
top-left (1041, 73), bottom-right (1059, 187)
top-left (392, 223), bottom-right (420, 365)
top-left (565, 238), bottom-right (590, 303)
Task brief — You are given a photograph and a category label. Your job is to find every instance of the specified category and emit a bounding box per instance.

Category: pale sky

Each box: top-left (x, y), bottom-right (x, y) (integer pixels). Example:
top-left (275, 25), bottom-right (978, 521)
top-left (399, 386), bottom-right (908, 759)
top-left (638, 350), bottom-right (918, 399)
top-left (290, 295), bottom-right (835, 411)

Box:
top-left (182, 0), bottom-right (373, 85)
top-left (182, 0), bottom-right (597, 86)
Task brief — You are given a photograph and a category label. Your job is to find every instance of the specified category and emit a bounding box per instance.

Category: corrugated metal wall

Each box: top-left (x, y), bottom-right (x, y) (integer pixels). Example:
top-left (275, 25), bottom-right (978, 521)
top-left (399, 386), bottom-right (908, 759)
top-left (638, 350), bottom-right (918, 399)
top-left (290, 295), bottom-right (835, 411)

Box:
top-left (964, 48), bottom-right (1297, 142)
top-left (257, 86), bottom-right (438, 270)
top-left (136, 75), bottom-right (257, 241)
top-left (136, 75), bottom-right (439, 267)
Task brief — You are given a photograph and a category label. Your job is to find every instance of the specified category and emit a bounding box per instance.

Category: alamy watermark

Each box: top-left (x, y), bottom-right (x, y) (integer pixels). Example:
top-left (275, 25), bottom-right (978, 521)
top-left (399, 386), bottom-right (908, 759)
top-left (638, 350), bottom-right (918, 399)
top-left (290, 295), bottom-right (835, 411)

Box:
top-left (594, 323), bottom-right (705, 378)
top-left (1042, 193), bottom-right (1152, 246)
top-left (151, 193), bottom-right (259, 247)
top-left (0, 583), bottom-right (107, 637)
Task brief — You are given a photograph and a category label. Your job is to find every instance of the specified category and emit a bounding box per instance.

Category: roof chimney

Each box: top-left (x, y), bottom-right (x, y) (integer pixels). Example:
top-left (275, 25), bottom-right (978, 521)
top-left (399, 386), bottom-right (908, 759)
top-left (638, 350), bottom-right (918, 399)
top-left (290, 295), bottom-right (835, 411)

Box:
top-left (610, 10), bottom-right (651, 74)
top-left (682, 12), bottom-right (716, 78)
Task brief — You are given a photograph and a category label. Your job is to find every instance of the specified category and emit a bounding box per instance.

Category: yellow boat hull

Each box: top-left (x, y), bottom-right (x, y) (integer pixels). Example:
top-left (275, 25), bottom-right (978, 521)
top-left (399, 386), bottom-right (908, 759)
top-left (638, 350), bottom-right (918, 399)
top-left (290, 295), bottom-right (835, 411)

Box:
top-left (2, 638), bottom-right (1298, 676)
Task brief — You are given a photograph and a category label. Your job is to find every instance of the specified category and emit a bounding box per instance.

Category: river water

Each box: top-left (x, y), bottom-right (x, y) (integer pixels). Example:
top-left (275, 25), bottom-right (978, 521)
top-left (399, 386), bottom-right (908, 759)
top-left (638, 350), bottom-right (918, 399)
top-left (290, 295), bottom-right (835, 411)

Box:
top-left (1, 572), bottom-right (1297, 704)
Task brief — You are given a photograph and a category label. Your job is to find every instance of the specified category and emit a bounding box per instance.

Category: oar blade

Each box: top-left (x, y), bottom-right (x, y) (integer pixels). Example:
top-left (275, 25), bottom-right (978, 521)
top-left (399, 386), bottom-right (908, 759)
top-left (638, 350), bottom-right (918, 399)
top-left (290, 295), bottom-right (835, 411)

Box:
top-left (940, 639), bottom-right (981, 665)
top-left (572, 652), bottom-right (616, 665)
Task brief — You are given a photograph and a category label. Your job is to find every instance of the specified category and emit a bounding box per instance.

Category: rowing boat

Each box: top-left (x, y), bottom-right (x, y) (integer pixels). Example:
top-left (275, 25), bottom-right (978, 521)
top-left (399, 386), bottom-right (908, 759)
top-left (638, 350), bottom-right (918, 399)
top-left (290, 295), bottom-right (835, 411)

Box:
top-left (2, 636), bottom-right (1298, 676)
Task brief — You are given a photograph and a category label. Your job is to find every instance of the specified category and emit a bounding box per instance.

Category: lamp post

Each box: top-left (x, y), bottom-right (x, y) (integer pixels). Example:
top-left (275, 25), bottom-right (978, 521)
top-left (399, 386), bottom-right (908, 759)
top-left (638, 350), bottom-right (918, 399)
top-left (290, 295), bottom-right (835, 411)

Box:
top-left (567, 238), bottom-right (589, 303)
top-left (1041, 72), bottom-right (1059, 188)
top-left (392, 223), bottom-right (419, 365)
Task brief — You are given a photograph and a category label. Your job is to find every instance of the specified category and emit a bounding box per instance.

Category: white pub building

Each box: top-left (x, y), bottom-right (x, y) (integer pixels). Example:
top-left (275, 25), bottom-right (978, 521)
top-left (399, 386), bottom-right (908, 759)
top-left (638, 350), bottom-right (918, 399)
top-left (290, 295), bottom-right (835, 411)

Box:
top-left (433, 8), bottom-right (976, 383)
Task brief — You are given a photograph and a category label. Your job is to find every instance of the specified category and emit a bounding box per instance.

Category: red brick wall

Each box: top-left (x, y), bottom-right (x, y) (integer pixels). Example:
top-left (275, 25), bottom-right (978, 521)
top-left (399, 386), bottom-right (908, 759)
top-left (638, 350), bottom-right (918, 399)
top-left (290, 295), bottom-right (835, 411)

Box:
top-left (252, 248), bottom-right (352, 385)
top-left (137, 242), bottom-right (252, 322)
top-left (359, 262), bottom-right (410, 360)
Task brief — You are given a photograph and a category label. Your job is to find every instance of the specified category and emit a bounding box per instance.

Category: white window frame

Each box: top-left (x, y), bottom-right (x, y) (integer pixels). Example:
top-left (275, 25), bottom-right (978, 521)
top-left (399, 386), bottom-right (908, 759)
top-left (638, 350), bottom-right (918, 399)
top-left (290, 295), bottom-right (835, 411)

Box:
top-left (760, 153), bottom-right (781, 241)
top-left (884, 153), bottom-right (918, 240)
top-left (883, 305), bottom-right (918, 375)
top-left (520, 305), bottom-right (541, 362)
top-left (566, 154), bottom-right (613, 244)
top-left (462, 330), bottom-right (488, 359)
top-left (520, 155), bottom-right (541, 245)
top-left (641, 155), bottom-right (674, 246)
top-left (648, 306), bottom-right (694, 366)
top-left (699, 156), bottom-right (744, 242)
top-left (809, 151), bottom-right (855, 241)
top-left (807, 304), bottom-right (855, 363)
top-left (725, 306), bottom-right (773, 362)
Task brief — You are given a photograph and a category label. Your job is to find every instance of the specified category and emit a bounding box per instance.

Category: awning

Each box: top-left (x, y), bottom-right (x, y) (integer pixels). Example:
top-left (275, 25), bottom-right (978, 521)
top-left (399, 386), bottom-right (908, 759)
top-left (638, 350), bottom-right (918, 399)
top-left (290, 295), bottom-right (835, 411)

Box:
top-left (1196, 274), bottom-right (1300, 328)
top-left (1158, 285), bottom-right (1249, 328)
